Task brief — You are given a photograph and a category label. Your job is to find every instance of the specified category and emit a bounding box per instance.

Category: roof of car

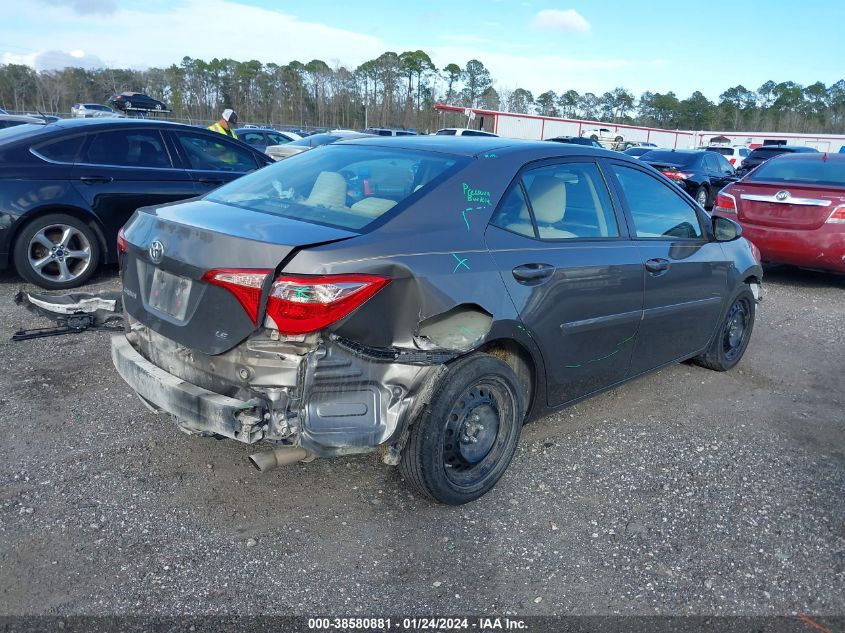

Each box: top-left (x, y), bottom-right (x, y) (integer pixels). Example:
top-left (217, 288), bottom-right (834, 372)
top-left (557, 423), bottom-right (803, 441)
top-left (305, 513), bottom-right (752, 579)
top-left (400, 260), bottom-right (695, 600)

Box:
top-left (337, 134), bottom-right (623, 159)
top-left (750, 145), bottom-right (817, 152)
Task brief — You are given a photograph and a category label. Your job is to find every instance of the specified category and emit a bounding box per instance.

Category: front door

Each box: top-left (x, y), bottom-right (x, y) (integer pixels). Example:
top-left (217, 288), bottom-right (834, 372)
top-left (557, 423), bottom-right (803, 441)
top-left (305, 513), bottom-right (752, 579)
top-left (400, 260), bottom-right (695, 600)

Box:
top-left (168, 129), bottom-right (261, 194)
top-left (605, 161), bottom-right (729, 374)
top-left (486, 160), bottom-right (644, 406)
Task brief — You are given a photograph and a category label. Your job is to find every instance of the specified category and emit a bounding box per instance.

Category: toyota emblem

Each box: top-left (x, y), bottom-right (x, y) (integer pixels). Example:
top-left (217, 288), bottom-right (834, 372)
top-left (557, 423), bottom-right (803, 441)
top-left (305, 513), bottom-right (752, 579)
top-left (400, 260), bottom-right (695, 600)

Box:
top-left (775, 190), bottom-right (790, 201)
top-left (149, 240), bottom-right (165, 264)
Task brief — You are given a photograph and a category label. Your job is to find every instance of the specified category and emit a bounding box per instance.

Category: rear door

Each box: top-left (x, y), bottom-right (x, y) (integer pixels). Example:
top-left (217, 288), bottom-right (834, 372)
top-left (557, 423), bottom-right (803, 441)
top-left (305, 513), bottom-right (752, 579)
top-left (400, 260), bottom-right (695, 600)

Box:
top-left (167, 128), bottom-right (262, 193)
top-left (605, 160), bottom-right (729, 374)
top-left (70, 127), bottom-right (196, 259)
top-left (486, 159), bottom-right (644, 406)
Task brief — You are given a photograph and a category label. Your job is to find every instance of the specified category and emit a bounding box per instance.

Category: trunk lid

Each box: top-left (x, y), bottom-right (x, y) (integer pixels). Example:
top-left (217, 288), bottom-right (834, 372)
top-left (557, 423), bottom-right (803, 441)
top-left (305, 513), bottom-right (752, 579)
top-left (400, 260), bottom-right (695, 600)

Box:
top-left (121, 198), bottom-right (356, 354)
top-left (731, 181), bottom-right (844, 230)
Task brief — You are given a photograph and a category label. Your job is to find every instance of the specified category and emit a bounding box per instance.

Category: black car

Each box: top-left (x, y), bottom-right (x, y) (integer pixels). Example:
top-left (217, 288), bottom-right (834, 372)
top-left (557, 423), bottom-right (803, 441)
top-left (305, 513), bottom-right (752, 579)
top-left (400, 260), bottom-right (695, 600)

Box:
top-left (0, 118), bottom-right (272, 289)
top-left (735, 145), bottom-right (818, 177)
top-left (234, 128), bottom-right (301, 153)
top-left (639, 149), bottom-right (737, 208)
top-left (546, 136), bottom-right (604, 148)
top-left (109, 92), bottom-right (168, 112)
top-left (624, 146), bottom-right (661, 158)
top-left (112, 136), bottom-right (761, 504)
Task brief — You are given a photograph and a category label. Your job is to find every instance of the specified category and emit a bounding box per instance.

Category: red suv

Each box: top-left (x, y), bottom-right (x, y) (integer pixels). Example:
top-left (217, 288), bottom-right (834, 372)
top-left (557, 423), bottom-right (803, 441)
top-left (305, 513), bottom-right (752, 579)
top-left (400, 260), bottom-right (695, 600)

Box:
top-left (713, 153), bottom-right (845, 273)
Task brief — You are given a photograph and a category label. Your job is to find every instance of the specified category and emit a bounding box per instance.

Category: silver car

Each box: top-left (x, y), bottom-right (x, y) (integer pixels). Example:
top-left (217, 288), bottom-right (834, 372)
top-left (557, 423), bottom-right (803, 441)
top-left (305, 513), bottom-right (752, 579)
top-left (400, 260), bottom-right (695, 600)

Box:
top-left (71, 103), bottom-right (121, 118)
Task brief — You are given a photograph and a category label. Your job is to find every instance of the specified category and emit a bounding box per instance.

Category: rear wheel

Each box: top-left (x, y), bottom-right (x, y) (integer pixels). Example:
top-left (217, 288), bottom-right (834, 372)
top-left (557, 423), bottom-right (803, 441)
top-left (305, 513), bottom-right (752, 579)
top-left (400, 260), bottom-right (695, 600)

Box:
top-left (693, 288), bottom-right (755, 371)
top-left (400, 354), bottom-right (524, 505)
top-left (694, 186), bottom-right (709, 208)
top-left (13, 214), bottom-right (100, 290)
top-left (124, 100), bottom-right (132, 109)
top-left (614, 135), bottom-right (624, 143)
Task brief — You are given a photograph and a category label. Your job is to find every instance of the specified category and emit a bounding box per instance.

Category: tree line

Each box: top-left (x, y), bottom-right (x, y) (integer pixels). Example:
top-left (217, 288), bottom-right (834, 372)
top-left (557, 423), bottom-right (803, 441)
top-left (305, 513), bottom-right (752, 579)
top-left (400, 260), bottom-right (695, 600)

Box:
top-left (1, 53), bottom-right (844, 134)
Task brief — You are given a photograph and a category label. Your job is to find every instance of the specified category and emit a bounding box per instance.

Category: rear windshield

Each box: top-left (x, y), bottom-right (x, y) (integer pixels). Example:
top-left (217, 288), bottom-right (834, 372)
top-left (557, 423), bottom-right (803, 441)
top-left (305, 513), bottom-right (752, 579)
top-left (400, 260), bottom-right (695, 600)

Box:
top-left (206, 145), bottom-right (467, 231)
top-left (640, 151), bottom-right (698, 167)
top-left (435, 129), bottom-right (457, 135)
top-left (748, 147), bottom-right (788, 160)
top-left (748, 157), bottom-right (845, 187)
top-left (705, 147), bottom-right (732, 156)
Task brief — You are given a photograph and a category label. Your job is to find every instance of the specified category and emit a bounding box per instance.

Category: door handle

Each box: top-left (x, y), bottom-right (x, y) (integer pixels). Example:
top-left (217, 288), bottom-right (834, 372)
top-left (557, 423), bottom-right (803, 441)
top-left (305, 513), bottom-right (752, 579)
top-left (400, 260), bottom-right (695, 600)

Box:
top-left (198, 177), bottom-right (224, 185)
top-left (644, 258), bottom-right (670, 275)
top-left (512, 263), bottom-right (555, 284)
top-left (78, 176), bottom-right (113, 184)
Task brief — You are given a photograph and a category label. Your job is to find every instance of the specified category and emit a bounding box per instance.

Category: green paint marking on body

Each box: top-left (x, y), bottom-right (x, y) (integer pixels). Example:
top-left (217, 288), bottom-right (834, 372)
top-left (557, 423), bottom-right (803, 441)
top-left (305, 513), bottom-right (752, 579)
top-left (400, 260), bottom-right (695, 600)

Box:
top-left (452, 253), bottom-right (470, 272)
top-left (462, 183), bottom-right (491, 205)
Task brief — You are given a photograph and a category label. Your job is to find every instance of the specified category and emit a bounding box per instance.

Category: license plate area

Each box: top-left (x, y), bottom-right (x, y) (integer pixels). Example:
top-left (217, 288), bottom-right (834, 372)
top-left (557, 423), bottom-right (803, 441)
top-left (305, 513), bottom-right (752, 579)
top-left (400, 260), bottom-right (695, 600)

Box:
top-left (149, 268), bottom-right (192, 320)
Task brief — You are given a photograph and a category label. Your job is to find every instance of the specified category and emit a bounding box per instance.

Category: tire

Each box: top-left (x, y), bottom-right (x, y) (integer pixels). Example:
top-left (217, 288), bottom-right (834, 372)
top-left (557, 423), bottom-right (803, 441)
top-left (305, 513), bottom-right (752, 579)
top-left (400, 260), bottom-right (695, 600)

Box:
top-left (155, 103), bottom-right (162, 111)
top-left (693, 287), bottom-right (755, 371)
top-left (13, 214), bottom-right (101, 290)
top-left (590, 134), bottom-right (599, 141)
top-left (614, 135), bottom-right (624, 143)
top-left (400, 353), bottom-right (524, 505)
top-left (124, 101), bottom-right (132, 109)
top-left (694, 186), bottom-right (709, 208)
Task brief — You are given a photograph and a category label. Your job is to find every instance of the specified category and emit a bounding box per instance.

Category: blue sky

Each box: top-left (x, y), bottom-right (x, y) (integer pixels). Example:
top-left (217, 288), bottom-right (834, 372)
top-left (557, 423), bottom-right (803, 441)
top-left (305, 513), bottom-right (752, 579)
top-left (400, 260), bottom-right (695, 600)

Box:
top-left (4, 0), bottom-right (845, 102)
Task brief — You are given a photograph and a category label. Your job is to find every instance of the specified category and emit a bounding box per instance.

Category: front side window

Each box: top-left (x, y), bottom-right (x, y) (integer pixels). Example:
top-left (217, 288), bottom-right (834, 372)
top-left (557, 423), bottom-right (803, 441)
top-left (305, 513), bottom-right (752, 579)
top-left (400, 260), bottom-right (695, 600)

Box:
top-left (83, 130), bottom-right (172, 168)
top-left (267, 133), bottom-right (291, 145)
top-left (240, 132), bottom-right (266, 145)
top-left (175, 131), bottom-right (258, 172)
top-left (205, 145), bottom-right (465, 231)
top-left (611, 165), bottom-right (703, 239)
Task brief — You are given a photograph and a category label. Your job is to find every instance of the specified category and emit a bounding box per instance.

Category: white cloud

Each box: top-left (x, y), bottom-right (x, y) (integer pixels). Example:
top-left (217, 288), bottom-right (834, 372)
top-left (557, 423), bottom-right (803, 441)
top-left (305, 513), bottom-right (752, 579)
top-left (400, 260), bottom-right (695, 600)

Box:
top-left (532, 9), bottom-right (591, 33)
top-left (2, 49), bottom-right (106, 71)
top-left (3, 0), bottom-right (385, 70)
top-left (39, 0), bottom-right (117, 15)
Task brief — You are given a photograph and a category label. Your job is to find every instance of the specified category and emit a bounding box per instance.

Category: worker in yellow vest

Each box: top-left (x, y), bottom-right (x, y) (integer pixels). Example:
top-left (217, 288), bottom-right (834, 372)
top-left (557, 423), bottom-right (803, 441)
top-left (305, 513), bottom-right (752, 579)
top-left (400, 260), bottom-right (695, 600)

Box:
top-left (208, 109), bottom-right (238, 138)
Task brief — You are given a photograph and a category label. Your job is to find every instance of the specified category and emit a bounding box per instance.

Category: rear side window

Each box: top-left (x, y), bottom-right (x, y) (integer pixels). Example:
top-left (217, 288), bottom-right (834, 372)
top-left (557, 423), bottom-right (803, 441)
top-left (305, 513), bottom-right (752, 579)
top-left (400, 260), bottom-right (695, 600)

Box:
top-left (491, 163), bottom-right (619, 240)
top-left (749, 157), bottom-right (845, 187)
top-left (611, 165), bottom-right (703, 239)
top-left (491, 185), bottom-right (533, 237)
top-left (175, 131), bottom-right (259, 172)
top-left (206, 145), bottom-right (465, 231)
top-left (83, 130), bottom-right (172, 168)
top-left (435, 129), bottom-right (456, 136)
top-left (33, 135), bottom-right (85, 163)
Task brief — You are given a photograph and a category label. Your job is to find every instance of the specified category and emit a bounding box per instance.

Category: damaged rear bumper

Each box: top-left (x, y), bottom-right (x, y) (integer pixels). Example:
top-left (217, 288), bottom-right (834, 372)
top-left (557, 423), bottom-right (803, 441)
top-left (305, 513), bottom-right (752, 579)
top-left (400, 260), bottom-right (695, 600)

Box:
top-left (111, 331), bottom-right (447, 459)
top-left (111, 334), bottom-right (266, 443)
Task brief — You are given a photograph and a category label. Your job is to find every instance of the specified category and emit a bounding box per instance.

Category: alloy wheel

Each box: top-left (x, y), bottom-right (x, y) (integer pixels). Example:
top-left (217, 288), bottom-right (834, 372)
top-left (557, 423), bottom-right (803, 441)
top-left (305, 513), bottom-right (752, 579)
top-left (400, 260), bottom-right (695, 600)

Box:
top-left (27, 223), bottom-right (93, 285)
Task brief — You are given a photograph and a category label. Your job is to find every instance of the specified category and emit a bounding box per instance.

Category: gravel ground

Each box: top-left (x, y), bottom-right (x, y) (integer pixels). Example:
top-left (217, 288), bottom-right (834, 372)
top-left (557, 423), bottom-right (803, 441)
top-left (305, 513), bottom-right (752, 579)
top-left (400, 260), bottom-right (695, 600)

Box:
top-left (0, 264), bottom-right (842, 618)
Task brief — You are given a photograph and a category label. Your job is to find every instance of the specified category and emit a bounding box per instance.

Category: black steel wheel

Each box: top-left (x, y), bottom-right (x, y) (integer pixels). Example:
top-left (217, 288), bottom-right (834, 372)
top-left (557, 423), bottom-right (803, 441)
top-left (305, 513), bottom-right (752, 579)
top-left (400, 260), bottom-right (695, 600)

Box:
top-left (693, 287), bottom-right (755, 371)
top-left (400, 354), bottom-right (524, 505)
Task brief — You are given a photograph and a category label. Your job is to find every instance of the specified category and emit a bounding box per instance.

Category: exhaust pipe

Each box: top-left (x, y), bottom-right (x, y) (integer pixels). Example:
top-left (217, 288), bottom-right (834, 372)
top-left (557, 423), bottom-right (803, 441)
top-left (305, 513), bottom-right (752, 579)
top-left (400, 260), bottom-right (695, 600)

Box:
top-left (249, 446), bottom-right (311, 472)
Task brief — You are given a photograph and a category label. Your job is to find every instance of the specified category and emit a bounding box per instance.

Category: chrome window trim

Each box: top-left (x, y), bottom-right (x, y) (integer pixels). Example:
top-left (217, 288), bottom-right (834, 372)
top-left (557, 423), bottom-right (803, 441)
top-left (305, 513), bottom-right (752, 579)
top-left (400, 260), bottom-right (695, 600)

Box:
top-left (740, 193), bottom-right (831, 207)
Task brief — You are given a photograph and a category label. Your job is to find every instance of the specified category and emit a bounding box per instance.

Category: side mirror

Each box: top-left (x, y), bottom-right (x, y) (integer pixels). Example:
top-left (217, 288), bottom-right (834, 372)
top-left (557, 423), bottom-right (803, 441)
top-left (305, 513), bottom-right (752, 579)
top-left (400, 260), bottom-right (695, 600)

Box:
top-left (713, 215), bottom-right (742, 242)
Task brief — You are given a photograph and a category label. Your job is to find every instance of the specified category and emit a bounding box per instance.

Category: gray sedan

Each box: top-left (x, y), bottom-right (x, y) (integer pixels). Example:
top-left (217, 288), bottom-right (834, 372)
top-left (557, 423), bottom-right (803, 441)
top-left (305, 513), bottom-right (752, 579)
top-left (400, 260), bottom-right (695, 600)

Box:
top-left (112, 137), bottom-right (762, 504)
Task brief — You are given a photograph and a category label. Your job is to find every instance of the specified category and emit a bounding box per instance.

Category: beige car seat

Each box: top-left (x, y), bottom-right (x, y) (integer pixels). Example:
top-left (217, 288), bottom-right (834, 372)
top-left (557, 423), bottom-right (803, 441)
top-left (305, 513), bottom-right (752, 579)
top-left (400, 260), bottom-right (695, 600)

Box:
top-left (304, 171), bottom-right (347, 208)
top-left (507, 175), bottom-right (577, 239)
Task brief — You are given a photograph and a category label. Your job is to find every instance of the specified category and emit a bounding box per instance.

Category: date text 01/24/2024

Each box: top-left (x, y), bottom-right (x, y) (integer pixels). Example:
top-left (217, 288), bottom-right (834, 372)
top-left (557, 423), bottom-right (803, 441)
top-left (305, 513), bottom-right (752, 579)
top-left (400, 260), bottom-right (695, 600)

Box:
top-left (307, 617), bottom-right (528, 630)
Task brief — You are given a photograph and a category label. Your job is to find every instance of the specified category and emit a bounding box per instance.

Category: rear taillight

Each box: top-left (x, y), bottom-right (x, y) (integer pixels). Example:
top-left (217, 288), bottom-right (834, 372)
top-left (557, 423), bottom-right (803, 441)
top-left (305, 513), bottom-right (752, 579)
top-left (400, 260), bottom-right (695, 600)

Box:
top-left (826, 205), bottom-right (845, 224)
top-left (715, 192), bottom-right (737, 214)
top-left (729, 158), bottom-right (736, 165)
top-left (265, 274), bottom-right (390, 334)
top-left (662, 170), bottom-right (690, 181)
top-left (117, 227), bottom-right (127, 254)
top-left (202, 269), bottom-right (272, 324)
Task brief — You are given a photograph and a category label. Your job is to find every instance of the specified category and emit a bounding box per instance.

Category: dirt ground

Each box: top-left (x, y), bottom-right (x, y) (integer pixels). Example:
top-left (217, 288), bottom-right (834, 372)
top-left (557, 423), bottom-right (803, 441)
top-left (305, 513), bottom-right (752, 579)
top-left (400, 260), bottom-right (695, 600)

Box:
top-left (0, 264), bottom-right (842, 617)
